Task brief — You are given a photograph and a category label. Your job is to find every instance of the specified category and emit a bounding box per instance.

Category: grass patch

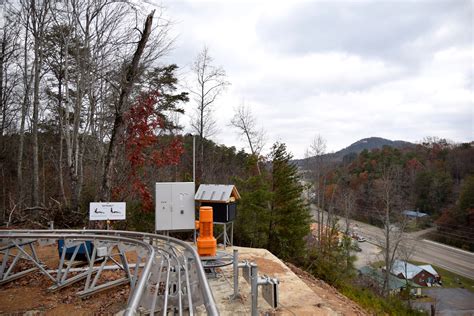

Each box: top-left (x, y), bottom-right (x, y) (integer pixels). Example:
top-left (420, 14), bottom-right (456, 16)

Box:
top-left (409, 261), bottom-right (474, 293)
top-left (339, 283), bottom-right (426, 315)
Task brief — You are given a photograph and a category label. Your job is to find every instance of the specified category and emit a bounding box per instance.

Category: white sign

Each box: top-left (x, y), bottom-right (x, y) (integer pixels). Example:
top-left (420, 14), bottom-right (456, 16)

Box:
top-left (89, 202), bottom-right (126, 221)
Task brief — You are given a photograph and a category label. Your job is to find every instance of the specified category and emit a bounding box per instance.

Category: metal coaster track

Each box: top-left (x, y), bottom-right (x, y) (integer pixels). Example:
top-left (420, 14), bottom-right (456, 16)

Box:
top-left (0, 229), bottom-right (219, 316)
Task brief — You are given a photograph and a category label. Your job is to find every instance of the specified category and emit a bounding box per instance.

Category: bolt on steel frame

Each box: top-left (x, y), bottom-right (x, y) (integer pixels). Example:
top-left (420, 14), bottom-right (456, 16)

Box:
top-left (0, 230), bottom-right (218, 316)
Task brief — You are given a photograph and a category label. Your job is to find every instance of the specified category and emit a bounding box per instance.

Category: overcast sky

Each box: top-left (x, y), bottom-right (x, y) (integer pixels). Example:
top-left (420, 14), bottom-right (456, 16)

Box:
top-left (155, 0), bottom-right (473, 158)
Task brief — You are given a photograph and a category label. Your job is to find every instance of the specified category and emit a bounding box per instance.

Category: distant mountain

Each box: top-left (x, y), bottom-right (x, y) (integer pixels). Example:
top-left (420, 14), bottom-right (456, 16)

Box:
top-left (294, 137), bottom-right (414, 168)
top-left (335, 137), bottom-right (414, 160)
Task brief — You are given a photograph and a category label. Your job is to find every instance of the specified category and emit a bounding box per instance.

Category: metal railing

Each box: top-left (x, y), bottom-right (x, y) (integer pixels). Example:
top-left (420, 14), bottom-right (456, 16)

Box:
top-left (0, 229), bottom-right (219, 315)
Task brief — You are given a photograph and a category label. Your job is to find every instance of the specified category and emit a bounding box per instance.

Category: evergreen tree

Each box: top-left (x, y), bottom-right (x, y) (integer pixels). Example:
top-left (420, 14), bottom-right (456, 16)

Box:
top-left (267, 142), bottom-right (311, 261)
top-left (234, 170), bottom-right (272, 248)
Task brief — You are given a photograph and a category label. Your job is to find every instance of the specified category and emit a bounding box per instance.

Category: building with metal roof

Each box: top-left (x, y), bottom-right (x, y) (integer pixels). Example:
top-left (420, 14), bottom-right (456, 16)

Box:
top-left (391, 260), bottom-right (423, 279)
top-left (402, 210), bottom-right (429, 218)
top-left (195, 184), bottom-right (240, 203)
top-left (418, 264), bottom-right (440, 281)
top-left (390, 260), bottom-right (438, 286)
top-left (195, 184), bottom-right (241, 224)
top-left (359, 266), bottom-right (410, 294)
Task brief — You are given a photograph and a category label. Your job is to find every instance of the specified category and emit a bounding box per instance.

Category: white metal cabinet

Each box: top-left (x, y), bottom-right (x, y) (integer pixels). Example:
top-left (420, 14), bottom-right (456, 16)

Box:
top-left (155, 182), bottom-right (195, 231)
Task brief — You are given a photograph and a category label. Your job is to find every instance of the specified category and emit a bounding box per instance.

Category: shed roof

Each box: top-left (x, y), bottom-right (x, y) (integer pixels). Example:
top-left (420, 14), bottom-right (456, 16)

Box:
top-left (418, 265), bottom-right (439, 277)
top-left (402, 210), bottom-right (429, 218)
top-left (195, 184), bottom-right (241, 203)
top-left (390, 260), bottom-right (423, 279)
top-left (359, 266), bottom-right (407, 290)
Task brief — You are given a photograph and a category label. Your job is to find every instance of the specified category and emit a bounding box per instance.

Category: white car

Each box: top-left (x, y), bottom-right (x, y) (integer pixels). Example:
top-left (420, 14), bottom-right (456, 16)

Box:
top-left (356, 236), bottom-right (367, 242)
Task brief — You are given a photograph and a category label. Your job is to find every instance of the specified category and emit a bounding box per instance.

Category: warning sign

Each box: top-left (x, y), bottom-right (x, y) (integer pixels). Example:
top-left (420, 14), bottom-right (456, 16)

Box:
top-left (89, 202), bottom-right (126, 221)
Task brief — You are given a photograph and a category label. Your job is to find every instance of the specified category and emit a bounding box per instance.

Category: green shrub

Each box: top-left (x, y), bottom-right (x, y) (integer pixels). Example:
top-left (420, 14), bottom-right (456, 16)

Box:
top-left (340, 283), bottom-right (426, 315)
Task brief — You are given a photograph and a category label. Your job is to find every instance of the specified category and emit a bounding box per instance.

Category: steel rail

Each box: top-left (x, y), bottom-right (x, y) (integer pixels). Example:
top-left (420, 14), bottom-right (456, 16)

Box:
top-left (0, 229), bottom-right (219, 316)
top-left (0, 232), bottom-right (154, 316)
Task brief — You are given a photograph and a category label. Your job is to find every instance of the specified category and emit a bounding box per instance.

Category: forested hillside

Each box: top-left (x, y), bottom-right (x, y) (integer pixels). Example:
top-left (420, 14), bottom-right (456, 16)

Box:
top-left (302, 138), bottom-right (474, 251)
top-left (0, 1), bottom-right (255, 228)
top-left (294, 136), bottom-right (415, 167)
top-left (0, 2), bottom-right (311, 265)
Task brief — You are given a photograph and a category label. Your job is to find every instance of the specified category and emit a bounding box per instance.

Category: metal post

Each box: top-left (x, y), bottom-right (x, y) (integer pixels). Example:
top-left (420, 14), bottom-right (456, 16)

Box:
top-left (230, 221), bottom-right (233, 246)
top-left (223, 223), bottom-right (227, 250)
top-left (251, 263), bottom-right (258, 316)
top-left (193, 135), bottom-right (196, 186)
top-left (232, 249), bottom-right (239, 298)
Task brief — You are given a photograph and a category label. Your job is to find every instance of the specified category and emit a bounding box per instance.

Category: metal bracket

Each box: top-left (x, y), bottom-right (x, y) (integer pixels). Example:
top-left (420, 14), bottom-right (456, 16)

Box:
top-left (230, 249), bottom-right (279, 314)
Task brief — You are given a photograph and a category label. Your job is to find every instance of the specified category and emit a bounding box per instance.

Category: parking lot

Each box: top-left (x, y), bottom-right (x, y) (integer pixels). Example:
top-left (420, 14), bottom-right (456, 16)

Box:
top-left (413, 288), bottom-right (474, 315)
top-left (353, 239), bottom-right (382, 269)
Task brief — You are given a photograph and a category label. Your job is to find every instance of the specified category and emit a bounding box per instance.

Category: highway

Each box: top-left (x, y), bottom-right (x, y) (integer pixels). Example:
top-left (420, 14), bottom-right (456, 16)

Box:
top-left (310, 206), bottom-right (474, 280)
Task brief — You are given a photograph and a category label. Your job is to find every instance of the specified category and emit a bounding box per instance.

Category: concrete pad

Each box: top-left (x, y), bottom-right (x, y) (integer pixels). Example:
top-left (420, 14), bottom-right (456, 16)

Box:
top-left (198, 246), bottom-right (364, 315)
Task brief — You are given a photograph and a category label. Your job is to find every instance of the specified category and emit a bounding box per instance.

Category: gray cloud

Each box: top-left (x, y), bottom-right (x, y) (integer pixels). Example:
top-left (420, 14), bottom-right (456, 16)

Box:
top-left (256, 1), bottom-right (472, 64)
top-left (161, 0), bottom-right (473, 158)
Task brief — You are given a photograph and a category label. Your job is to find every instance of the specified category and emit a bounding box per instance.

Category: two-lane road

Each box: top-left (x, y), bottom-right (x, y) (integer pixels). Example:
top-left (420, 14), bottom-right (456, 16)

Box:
top-left (412, 239), bottom-right (474, 280)
top-left (310, 205), bottom-right (474, 279)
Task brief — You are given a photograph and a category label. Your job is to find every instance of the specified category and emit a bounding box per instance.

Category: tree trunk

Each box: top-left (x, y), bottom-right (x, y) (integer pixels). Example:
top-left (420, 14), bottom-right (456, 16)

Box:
top-left (17, 15), bottom-right (32, 209)
top-left (31, 35), bottom-right (42, 207)
top-left (0, 32), bottom-right (5, 137)
top-left (58, 131), bottom-right (67, 206)
top-left (99, 11), bottom-right (155, 202)
top-left (31, 0), bottom-right (49, 209)
top-left (42, 146), bottom-right (46, 205)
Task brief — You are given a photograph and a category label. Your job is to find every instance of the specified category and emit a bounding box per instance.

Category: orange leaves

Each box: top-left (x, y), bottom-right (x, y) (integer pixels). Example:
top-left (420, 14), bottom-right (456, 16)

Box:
top-left (406, 158), bottom-right (423, 170)
top-left (324, 183), bottom-right (338, 200)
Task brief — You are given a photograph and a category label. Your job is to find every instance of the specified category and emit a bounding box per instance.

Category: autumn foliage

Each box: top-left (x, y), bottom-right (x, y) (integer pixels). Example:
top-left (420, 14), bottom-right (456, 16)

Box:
top-left (122, 91), bottom-right (184, 211)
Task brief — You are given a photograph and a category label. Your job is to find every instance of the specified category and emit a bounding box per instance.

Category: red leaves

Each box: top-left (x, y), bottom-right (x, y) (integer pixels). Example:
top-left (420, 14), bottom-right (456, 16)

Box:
top-left (406, 158), bottom-right (423, 170)
top-left (120, 91), bottom-right (184, 212)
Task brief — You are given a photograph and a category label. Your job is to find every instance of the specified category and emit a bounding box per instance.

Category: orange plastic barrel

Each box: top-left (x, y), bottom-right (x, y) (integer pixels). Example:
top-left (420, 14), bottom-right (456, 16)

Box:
top-left (196, 206), bottom-right (217, 257)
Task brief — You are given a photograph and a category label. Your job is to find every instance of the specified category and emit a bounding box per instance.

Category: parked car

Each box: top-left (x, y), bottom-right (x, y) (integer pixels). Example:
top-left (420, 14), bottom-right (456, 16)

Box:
top-left (356, 236), bottom-right (367, 242)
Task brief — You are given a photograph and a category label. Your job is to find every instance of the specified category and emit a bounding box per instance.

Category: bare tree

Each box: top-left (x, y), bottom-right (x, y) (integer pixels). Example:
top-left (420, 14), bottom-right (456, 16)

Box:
top-left (15, 2), bottom-right (34, 209)
top-left (230, 104), bottom-right (265, 174)
top-left (189, 46), bottom-right (229, 181)
top-left (52, 0), bottom-right (134, 210)
top-left (99, 10), bottom-right (155, 202)
top-left (397, 236), bottom-right (417, 306)
top-left (37, 0), bottom-right (171, 211)
top-left (29, 0), bottom-right (51, 208)
top-left (374, 164), bottom-right (408, 297)
top-left (338, 183), bottom-right (355, 236)
top-left (0, 5), bottom-right (21, 138)
top-left (306, 134), bottom-right (328, 246)
top-left (0, 4), bottom-right (22, 218)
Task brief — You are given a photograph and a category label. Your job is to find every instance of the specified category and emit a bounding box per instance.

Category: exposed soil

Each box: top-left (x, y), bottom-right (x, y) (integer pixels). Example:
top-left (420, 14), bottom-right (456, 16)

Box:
top-left (0, 243), bottom-right (133, 314)
top-left (286, 262), bottom-right (368, 315)
top-left (239, 256), bottom-right (287, 274)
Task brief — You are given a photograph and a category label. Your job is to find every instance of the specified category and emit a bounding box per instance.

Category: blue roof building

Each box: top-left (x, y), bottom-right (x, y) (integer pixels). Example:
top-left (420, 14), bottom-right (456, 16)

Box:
top-left (402, 210), bottom-right (429, 218)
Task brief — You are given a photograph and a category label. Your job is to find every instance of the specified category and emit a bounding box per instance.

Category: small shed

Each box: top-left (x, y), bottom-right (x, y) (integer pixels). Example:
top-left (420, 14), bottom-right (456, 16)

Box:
top-left (390, 260), bottom-right (437, 287)
top-left (359, 266), bottom-right (408, 295)
top-left (195, 184), bottom-right (240, 223)
top-left (418, 264), bottom-right (440, 282)
top-left (402, 210), bottom-right (429, 219)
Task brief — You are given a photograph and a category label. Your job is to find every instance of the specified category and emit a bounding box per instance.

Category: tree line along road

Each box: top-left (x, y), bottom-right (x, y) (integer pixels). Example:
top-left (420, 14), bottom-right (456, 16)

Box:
top-left (310, 205), bottom-right (474, 280)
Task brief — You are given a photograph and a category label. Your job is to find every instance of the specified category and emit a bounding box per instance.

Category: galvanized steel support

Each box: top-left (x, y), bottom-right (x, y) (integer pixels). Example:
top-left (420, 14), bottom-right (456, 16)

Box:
top-left (0, 230), bottom-right (219, 316)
